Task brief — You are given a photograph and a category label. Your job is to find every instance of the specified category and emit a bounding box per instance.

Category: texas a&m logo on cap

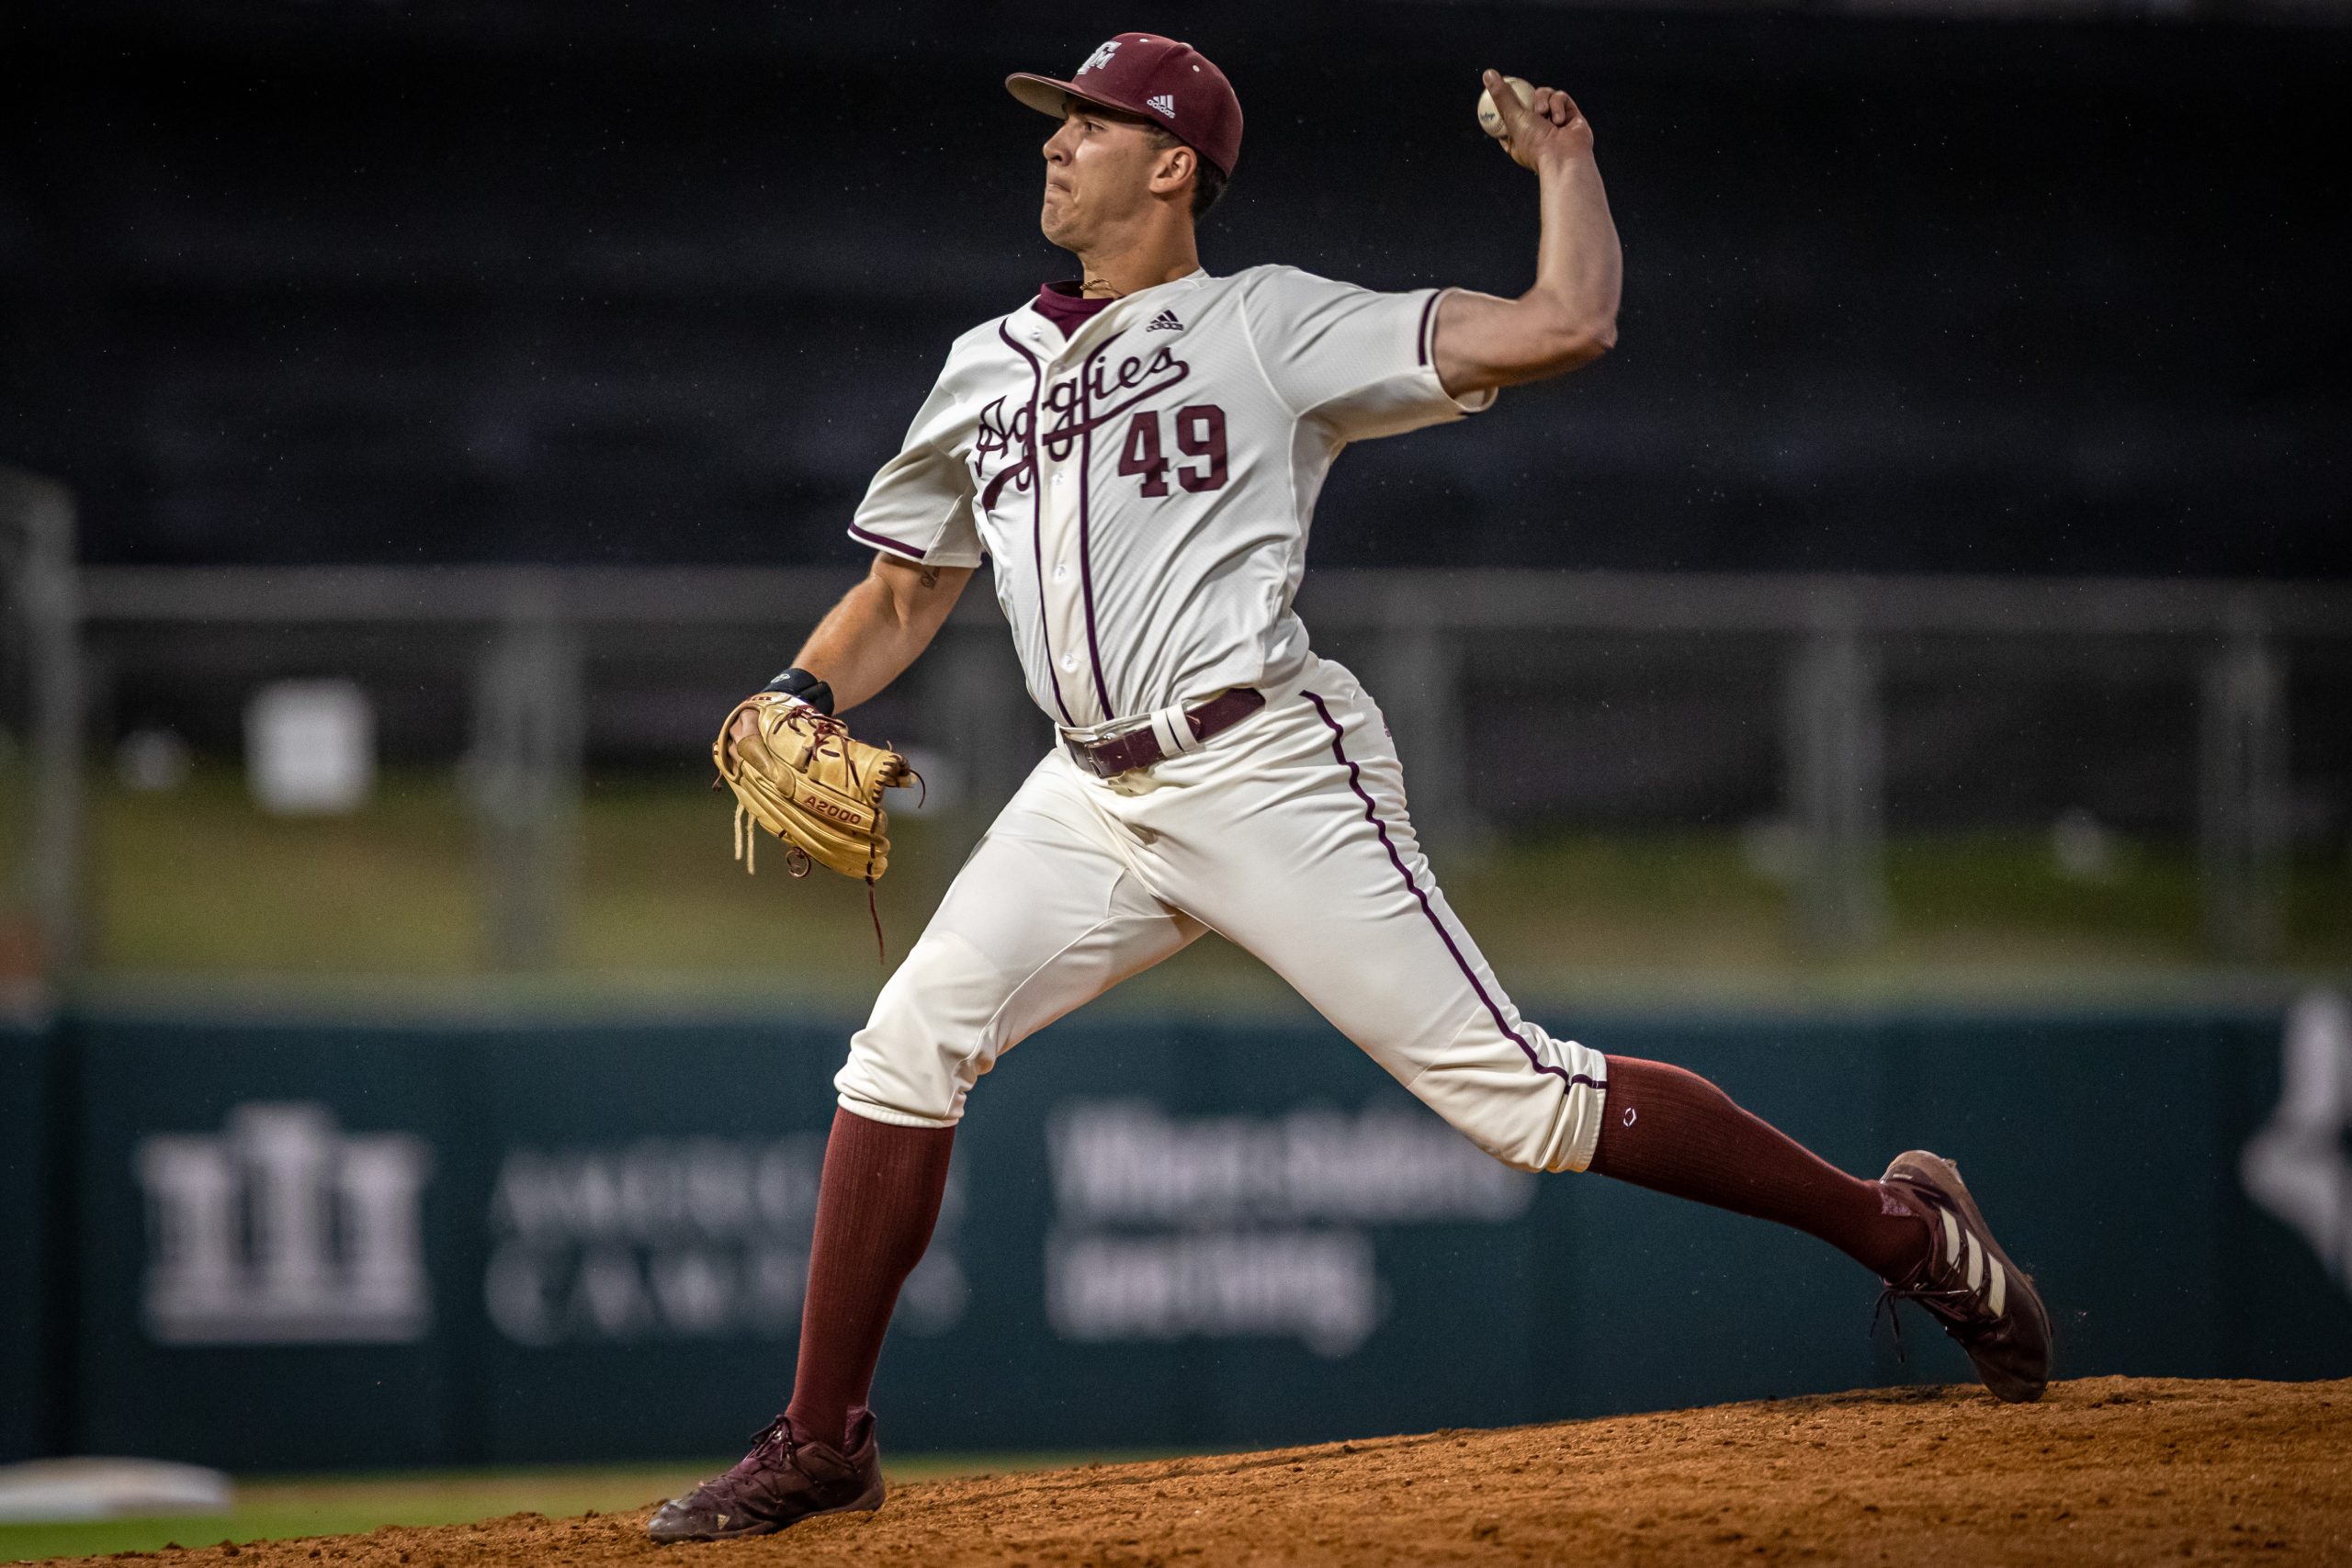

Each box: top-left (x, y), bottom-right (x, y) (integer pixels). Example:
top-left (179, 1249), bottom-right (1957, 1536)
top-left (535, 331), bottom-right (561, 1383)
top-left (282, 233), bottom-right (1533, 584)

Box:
top-left (1006, 33), bottom-right (1244, 177)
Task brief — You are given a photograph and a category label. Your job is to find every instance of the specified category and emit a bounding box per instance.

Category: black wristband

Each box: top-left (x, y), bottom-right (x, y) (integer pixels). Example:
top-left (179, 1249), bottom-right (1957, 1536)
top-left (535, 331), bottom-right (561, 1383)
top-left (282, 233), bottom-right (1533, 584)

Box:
top-left (762, 667), bottom-right (834, 715)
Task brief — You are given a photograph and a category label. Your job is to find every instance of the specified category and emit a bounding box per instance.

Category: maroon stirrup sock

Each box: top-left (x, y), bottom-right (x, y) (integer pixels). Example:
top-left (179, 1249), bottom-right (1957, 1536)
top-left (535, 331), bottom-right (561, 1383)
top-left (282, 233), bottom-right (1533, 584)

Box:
top-left (1589, 1056), bottom-right (1929, 1280)
top-left (783, 1108), bottom-right (956, 1449)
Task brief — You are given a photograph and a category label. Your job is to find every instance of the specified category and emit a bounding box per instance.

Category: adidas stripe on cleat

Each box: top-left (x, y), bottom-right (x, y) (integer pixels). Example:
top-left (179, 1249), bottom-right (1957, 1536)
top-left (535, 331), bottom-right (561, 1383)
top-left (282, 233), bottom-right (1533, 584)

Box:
top-left (1874, 1150), bottom-right (2052, 1403)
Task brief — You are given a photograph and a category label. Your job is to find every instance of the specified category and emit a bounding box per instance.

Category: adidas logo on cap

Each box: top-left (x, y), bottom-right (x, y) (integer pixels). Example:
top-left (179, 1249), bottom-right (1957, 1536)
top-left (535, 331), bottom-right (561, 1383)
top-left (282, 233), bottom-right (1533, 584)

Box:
top-left (1146, 93), bottom-right (1176, 118)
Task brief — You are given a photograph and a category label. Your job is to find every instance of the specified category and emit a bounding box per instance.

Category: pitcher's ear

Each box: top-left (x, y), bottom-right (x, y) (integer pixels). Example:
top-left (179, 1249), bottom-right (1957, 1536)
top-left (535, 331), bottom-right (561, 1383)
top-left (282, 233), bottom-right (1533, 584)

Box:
top-left (1155, 141), bottom-right (1196, 194)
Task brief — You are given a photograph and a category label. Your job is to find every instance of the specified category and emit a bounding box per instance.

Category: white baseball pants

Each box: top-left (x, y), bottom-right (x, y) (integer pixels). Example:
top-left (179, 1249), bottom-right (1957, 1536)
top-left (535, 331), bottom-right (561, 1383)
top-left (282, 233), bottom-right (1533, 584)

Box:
top-left (834, 657), bottom-right (1611, 1173)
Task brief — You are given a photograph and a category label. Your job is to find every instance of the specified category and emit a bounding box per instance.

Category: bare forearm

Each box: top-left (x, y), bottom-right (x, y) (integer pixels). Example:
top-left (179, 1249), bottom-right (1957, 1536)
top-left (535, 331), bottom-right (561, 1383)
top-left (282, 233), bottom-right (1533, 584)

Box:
top-left (1432, 73), bottom-right (1623, 395)
top-left (789, 555), bottom-right (970, 714)
top-left (1526, 150), bottom-right (1622, 358)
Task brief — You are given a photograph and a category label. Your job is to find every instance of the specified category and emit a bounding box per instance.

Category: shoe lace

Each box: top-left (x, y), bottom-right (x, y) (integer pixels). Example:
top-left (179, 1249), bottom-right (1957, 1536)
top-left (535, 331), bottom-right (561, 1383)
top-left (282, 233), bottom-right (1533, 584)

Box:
top-left (743, 1414), bottom-right (799, 1469)
top-left (1870, 1278), bottom-right (1974, 1361)
top-left (1870, 1190), bottom-right (1995, 1359)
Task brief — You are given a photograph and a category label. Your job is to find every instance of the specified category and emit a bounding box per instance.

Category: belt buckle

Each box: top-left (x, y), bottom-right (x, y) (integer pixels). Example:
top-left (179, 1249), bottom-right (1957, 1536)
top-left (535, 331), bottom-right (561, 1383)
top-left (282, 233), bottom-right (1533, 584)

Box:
top-left (1067, 716), bottom-right (1159, 778)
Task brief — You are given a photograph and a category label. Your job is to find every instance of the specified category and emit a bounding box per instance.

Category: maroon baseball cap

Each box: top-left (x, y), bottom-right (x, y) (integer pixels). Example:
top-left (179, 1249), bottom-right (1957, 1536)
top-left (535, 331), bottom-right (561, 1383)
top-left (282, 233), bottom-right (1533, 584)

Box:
top-left (1007, 33), bottom-right (1242, 178)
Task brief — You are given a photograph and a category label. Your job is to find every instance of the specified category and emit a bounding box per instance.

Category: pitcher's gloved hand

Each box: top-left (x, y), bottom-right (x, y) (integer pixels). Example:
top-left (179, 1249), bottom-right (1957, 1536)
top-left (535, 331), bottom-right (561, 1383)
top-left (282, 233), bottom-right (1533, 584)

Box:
top-left (713, 692), bottom-right (913, 882)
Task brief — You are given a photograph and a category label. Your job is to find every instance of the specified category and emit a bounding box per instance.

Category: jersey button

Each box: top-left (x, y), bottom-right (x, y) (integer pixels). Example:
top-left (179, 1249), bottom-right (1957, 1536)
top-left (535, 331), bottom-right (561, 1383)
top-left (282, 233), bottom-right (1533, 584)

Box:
top-left (1053, 563), bottom-right (1069, 582)
top-left (1058, 653), bottom-right (1078, 672)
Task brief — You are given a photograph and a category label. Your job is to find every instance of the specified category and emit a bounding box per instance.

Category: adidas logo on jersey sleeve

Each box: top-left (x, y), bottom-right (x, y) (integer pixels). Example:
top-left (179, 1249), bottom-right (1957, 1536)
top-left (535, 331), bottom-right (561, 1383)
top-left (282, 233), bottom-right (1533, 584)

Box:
top-left (1146, 93), bottom-right (1176, 118)
top-left (1146, 310), bottom-right (1184, 333)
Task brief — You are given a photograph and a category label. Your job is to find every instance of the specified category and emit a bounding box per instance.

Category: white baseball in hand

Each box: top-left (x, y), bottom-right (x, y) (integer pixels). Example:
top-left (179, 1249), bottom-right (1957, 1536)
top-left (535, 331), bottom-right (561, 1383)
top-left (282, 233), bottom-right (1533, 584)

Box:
top-left (1476, 75), bottom-right (1533, 141)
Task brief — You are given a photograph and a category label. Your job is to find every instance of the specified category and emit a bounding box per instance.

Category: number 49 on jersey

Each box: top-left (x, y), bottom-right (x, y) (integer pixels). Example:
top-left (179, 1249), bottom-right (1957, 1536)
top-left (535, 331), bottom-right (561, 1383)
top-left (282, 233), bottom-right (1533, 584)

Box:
top-left (1119, 405), bottom-right (1228, 497)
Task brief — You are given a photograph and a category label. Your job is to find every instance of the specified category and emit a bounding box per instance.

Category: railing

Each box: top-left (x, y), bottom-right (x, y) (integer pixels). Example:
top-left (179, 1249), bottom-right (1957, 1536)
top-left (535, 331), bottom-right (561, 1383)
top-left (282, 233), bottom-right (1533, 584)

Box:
top-left (6, 467), bottom-right (2346, 972)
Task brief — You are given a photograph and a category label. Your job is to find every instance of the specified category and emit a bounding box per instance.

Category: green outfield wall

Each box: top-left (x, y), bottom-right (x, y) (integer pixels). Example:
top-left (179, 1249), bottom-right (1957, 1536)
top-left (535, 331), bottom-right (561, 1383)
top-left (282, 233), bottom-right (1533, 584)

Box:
top-left (2, 999), bottom-right (2348, 1470)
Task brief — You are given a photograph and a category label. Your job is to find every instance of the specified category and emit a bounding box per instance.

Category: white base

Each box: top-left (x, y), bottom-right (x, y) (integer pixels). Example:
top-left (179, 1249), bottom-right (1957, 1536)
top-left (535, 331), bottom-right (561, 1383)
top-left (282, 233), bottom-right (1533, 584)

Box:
top-left (0, 1458), bottom-right (233, 1523)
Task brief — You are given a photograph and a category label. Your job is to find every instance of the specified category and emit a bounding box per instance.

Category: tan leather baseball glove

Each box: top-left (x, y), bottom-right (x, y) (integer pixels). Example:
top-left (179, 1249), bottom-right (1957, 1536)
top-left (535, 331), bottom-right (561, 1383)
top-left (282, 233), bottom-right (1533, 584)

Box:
top-left (712, 693), bottom-right (914, 882)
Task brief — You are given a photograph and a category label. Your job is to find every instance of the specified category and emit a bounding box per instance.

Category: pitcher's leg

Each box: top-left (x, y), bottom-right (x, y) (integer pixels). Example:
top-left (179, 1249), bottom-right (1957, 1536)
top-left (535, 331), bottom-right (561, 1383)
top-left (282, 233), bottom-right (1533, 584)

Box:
top-left (783, 1109), bottom-right (954, 1453)
top-left (836, 754), bottom-right (1205, 1128)
top-left (1152, 676), bottom-right (1608, 1172)
top-left (1111, 670), bottom-right (2046, 1401)
top-left (797, 758), bottom-right (1199, 1451)
top-left (1148, 671), bottom-right (1908, 1265)
top-left (1589, 1056), bottom-right (1927, 1279)
top-left (1138, 674), bottom-right (2064, 1391)
top-left (1587, 1063), bottom-right (2049, 1400)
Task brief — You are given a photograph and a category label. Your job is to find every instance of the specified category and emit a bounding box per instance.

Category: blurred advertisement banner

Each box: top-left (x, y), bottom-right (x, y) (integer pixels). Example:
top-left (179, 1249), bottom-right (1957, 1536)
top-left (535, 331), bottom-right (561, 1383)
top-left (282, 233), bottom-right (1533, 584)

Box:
top-left (24, 1006), bottom-right (2352, 1471)
top-left (137, 1103), bottom-right (431, 1346)
top-left (1045, 1100), bottom-right (1535, 1357)
top-left (483, 1135), bottom-right (966, 1346)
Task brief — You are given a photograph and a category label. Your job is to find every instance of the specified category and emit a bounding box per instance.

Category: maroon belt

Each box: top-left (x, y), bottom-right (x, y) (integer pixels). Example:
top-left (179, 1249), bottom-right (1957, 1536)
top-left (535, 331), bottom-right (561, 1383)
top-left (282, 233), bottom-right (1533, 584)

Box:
top-left (1064, 688), bottom-right (1266, 777)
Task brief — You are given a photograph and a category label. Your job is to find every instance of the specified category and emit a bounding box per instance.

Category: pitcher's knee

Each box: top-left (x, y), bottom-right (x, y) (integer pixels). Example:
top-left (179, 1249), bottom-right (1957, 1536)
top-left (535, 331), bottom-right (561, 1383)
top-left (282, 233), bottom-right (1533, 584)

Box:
top-left (833, 931), bottom-right (1007, 1127)
top-left (1458, 1098), bottom-right (1599, 1173)
top-left (1407, 1042), bottom-right (1612, 1174)
top-left (833, 1026), bottom-right (967, 1127)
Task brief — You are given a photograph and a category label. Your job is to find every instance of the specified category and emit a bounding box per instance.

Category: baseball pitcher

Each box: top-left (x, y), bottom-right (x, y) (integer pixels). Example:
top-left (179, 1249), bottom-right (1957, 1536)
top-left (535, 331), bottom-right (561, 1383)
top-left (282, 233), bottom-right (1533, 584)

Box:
top-left (660, 34), bottom-right (2051, 1542)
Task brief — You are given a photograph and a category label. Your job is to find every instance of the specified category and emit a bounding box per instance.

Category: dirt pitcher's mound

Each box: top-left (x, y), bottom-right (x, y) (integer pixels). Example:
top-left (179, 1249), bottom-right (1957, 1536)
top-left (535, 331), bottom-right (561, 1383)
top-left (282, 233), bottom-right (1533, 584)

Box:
top-left (70, 1378), bottom-right (2352, 1566)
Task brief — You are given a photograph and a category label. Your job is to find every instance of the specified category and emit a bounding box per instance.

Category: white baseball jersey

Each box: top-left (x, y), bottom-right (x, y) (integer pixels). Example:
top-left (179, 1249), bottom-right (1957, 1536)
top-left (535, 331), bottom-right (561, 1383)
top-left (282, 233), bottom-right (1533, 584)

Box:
top-left (833, 265), bottom-right (1611, 1177)
top-left (845, 265), bottom-right (1497, 728)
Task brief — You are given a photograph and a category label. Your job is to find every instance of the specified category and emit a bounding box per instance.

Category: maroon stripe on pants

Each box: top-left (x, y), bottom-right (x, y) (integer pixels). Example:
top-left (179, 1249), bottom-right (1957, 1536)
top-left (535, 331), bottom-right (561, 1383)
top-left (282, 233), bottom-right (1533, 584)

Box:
top-left (1302, 690), bottom-right (1604, 1097)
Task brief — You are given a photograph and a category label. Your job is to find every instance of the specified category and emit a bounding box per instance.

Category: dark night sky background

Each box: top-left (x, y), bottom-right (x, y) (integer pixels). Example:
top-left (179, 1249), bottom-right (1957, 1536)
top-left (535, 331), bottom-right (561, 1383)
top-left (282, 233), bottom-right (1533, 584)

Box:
top-left (4, 1), bottom-right (2346, 577)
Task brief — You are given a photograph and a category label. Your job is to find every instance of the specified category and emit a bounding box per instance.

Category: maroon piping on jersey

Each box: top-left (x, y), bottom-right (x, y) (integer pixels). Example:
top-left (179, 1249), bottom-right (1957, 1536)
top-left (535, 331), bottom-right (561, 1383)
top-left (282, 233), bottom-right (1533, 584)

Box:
top-left (1415, 290), bottom-right (1440, 368)
top-left (847, 521), bottom-right (929, 561)
top-left (1302, 689), bottom-right (1606, 1100)
top-left (1072, 338), bottom-right (1117, 720)
top-left (997, 321), bottom-right (1079, 728)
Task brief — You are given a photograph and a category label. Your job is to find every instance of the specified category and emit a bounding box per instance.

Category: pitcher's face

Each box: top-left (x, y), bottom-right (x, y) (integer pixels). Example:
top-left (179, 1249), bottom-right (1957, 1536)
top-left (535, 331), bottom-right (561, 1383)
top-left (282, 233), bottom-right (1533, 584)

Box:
top-left (1040, 104), bottom-right (1170, 252)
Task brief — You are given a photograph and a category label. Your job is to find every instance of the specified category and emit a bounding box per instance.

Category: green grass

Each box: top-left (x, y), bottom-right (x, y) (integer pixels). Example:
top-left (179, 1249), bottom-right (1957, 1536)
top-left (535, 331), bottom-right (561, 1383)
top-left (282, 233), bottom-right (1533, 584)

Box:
top-left (0, 1452), bottom-right (1146, 1562)
top-left (4, 761), bottom-right (2345, 1005)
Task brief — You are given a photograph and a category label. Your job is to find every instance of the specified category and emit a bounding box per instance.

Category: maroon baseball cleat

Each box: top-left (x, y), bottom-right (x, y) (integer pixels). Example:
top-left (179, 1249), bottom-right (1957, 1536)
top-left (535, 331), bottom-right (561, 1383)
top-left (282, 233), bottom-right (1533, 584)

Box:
top-left (645, 1413), bottom-right (884, 1543)
top-left (1875, 1150), bottom-right (2052, 1403)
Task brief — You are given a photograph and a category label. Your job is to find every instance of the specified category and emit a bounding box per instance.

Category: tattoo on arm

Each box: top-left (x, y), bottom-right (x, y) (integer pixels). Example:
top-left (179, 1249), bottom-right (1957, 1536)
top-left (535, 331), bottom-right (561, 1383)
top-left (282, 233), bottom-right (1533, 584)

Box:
top-left (918, 567), bottom-right (941, 589)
